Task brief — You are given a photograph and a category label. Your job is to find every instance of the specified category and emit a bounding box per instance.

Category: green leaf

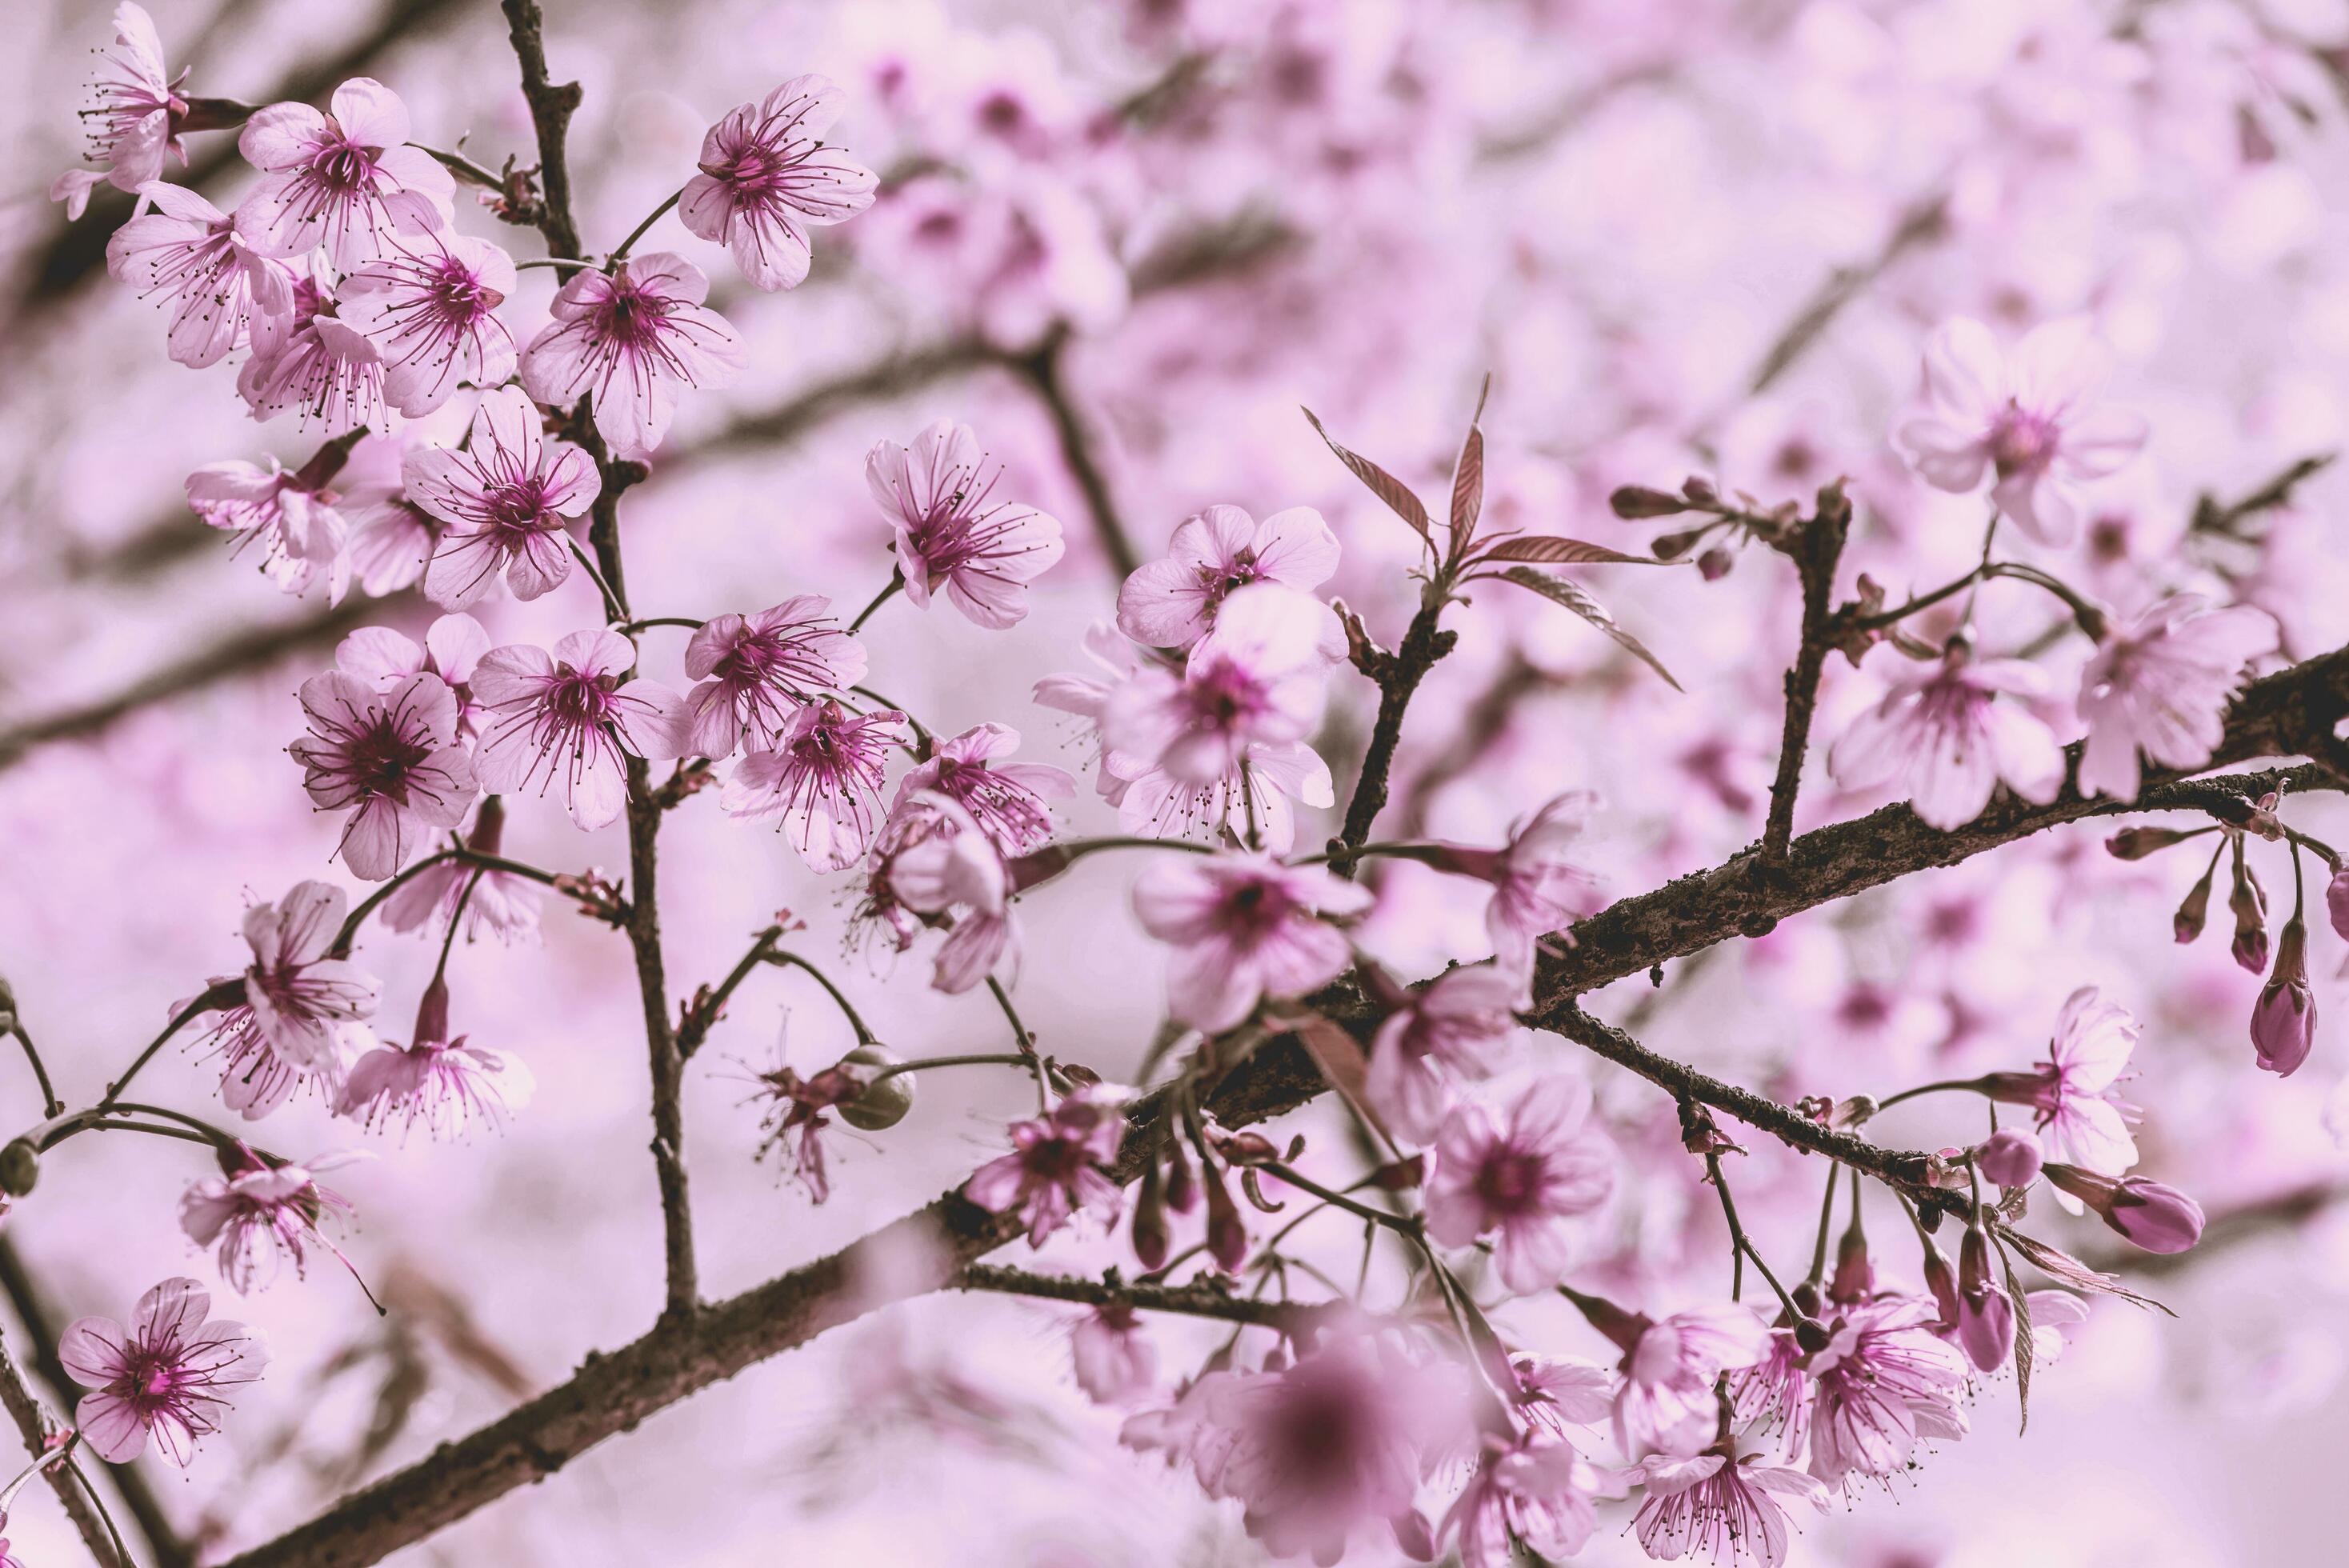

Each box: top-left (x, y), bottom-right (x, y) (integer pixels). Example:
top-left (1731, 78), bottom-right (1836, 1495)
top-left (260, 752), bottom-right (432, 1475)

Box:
top-left (1494, 566), bottom-right (1683, 690)
top-left (1303, 407), bottom-right (1434, 547)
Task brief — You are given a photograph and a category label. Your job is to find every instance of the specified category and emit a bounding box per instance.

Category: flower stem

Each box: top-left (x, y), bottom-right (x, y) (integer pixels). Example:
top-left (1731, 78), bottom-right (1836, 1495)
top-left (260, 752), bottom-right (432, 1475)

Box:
top-left (98, 984), bottom-right (242, 1111)
top-left (765, 951), bottom-right (878, 1047)
top-left (608, 189), bottom-right (682, 265)
top-left (849, 569), bottom-right (905, 633)
top-left (2, 1020), bottom-right (61, 1119)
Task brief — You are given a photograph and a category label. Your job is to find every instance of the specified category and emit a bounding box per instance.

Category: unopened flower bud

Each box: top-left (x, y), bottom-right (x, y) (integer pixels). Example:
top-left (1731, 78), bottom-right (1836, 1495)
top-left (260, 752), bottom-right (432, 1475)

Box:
top-left (1830, 1219), bottom-right (1875, 1305)
top-left (2229, 858), bottom-right (2269, 973)
top-left (2105, 826), bottom-right (2197, 862)
top-left (2328, 866), bottom-right (2349, 944)
top-left (1955, 1222), bottom-right (2015, 1372)
top-left (1680, 475), bottom-right (1718, 504)
top-left (2043, 1163), bottom-right (2206, 1254)
top-left (1203, 1160), bottom-right (1248, 1274)
top-left (1975, 1128), bottom-right (2043, 1190)
top-left (1610, 485), bottom-right (1691, 519)
top-left (1130, 1159), bottom-right (1170, 1271)
top-left (1920, 1237), bottom-right (1959, 1325)
top-left (2250, 917), bottom-right (2317, 1077)
top-left (1696, 546), bottom-right (1735, 581)
top-left (1163, 1137), bottom-right (1198, 1215)
top-left (836, 1044), bottom-right (914, 1131)
top-left (0, 1139), bottom-right (35, 1198)
top-left (1649, 528), bottom-right (1702, 560)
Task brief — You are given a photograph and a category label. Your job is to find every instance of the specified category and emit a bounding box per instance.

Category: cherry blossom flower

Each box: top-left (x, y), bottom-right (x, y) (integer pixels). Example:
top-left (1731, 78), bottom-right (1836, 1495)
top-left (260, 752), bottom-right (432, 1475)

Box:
top-left (337, 978), bottom-right (534, 1141)
top-left (1632, 1446), bottom-right (1827, 1568)
top-left (1828, 642), bottom-right (2063, 831)
top-left (965, 1090), bottom-right (1124, 1246)
top-left (180, 1148), bottom-right (366, 1294)
top-left (1105, 582), bottom-right (1332, 788)
top-left (185, 455), bottom-right (350, 596)
top-left (1803, 1297), bottom-right (1971, 1488)
top-left (1953, 1224), bottom-right (2015, 1374)
top-left (405, 386), bottom-right (595, 608)
top-left (58, 1278), bottom-right (266, 1466)
top-left (235, 77), bottom-right (455, 268)
top-left (866, 420), bottom-right (1065, 627)
top-left (202, 1013), bottom-right (361, 1123)
top-left (2043, 1165), bottom-right (2206, 1254)
top-left (471, 630), bottom-right (690, 830)
top-left (890, 722), bottom-right (1074, 854)
top-left (518, 253), bottom-right (742, 458)
top-left (1724, 1330), bottom-right (1812, 1456)
top-left (1891, 317), bottom-right (2148, 546)
top-left (1980, 986), bottom-right (2141, 1198)
top-left (1131, 853), bottom-right (1371, 1033)
top-left (222, 882), bottom-right (378, 1070)
top-left (1363, 964), bottom-right (1523, 1143)
top-left (722, 699), bottom-right (909, 871)
top-left (338, 212), bottom-right (519, 416)
top-left (1424, 790), bottom-right (1608, 987)
top-left (333, 612), bottom-right (492, 735)
top-left (2251, 915), bottom-right (2319, 1076)
top-left (346, 495), bottom-right (439, 597)
top-left (1511, 1351), bottom-right (1617, 1438)
top-left (882, 793), bottom-right (1020, 993)
top-left (1116, 503), bottom-right (1342, 650)
top-left (681, 74), bottom-right (878, 291)
top-left (1070, 1303), bottom-right (1156, 1406)
top-left (682, 599), bottom-right (866, 757)
top-left (2079, 595), bottom-right (2278, 801)
top-left (238, 278), bottom-right (392, 437)
top-left (59, 5), bottom-right (187, 212)
top-left (1611, 1304), bottom-right (1771, 1458)
top-left (1424, 1077), bottom-right (1615, 1294)
top-left (1443, 1437), bottom-right (1619, 1568)
top-left (288, 669), bottom-right (476, 881)
top-left (749, 1058), bottom-right (857, 1203)
top-left (379, 798), bottom-right (542, 944)
top-left (106, 182), bottom-right (296, 368)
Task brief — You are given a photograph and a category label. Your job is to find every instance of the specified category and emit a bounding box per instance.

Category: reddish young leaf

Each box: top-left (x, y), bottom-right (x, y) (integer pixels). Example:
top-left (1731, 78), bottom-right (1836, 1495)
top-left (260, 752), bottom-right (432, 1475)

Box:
top-left (1303, 406), bottom-right (1434, 548)
top-left (1475, 536), bottom-right (1671, 566)
top-left (1493, 565), bottom-right (1683, 690)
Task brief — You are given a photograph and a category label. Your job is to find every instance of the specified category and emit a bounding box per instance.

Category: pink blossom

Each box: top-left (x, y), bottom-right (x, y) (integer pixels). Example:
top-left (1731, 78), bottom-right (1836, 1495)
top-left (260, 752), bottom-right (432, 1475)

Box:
top-left (1363, 965), bottom-right (1523, 1144)
top-left (680, 74), bottom-right (878, 291)
top-left (1975, 1127), bottom-right (2044, 1190)
top-left (1424, 791), bottom-right (1607, 986)
top-left (338, 214), bottom-right (518, 416)
top-left (379, 798), bottom-right (542, 944)
top-left (2043, 1164), bottom-right (2207, 1254)
top-left (238, 278), bottom-right (392, 437)
top-left (1953, 1224), bottom-right (2015, 1374)
top-left (1724, 1330), bottom-right (1812, 1456)
top-left (518, 253), bottom-right (742, 458)
top-left (1980, 986), bottom-right (2141, 1191)
top-left (750, 1058), bottom-right (858, 1204)
top-left (198, 1009), bottom-right (360, 1123)
top-left (337, 979), bottom-right (534, 1141)
top-left (1828, 642), bottom-right (2063, 831)
top-left (866, 422), bottom-right (1066, 628)
top-left (1070, 1302), bottom-right (1157, 1405)
top-left (471, 630), bottom-right (690, 830)
top-left (63, 5), bottom-right (187, 202)
top-left (1116, 503), bottom-right (1341, 650)
top-left (180, 1148), bottom-right (365, 1294)
top-left (1632, 1446), bottom-right (1827, 1568)
top-left (405, 386), bottom-right (595, 608)
top-left (1511, 1351), bottom-right (1616, 1438)
top-left (882, 793), bottom-right (1020, 993)
top-left (58, 1278), bottom-right (266, 1466)
top-left (964, 1091), bottom-right (1125, 1246)
top-left (1424, 1077), bottom-right (1614, 1294)
top-left (2079, 595), bottom-right (2278, 801)
top-left (333, 612), bottom-right (491, 735)
top-left (185, 455), bottom-right (349, 596)
top-left (890, 722), bottom-right (1073, 854)
top-left (1804, 1297), bottom-right (1971, 1486)
top-left (287, 668), bottom-right (476, 881)
top-left (346, 496), bottom-right (439, 597)
top-left (1131, 853), bottom-right (1371, 1033)
top-left (682, 599), bottom-right (866, 757)
top-left (722, 699), bottom-right (909, 871)
top-left (1104, 582), bottom-right (1331, 788)
top-left (234, 77), bottom-right (455, 268)
top-left (1891, 317), bottom-right (2148, 546)
top-left (106, 182), bottom-right (296, 368)
top-left (2251, 915), bottom-right (2319, 1076)
top-left (1442, 1437), bottom-right (1619, 1568)
top-left (225, 882), bottom-right (378, 1070)
top-left (1612, 1304), bottom-right (1771, 1458)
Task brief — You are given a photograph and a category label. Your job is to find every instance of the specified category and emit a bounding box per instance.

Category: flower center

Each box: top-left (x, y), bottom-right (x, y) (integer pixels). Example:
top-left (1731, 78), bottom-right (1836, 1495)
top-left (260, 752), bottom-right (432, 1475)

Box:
top-left (1476, 1150), bottom-right (1546, 1213)
top-left (347, 714), bottom-right (434, 799)
top-left (1988, 403), bottom-right (2058, 477)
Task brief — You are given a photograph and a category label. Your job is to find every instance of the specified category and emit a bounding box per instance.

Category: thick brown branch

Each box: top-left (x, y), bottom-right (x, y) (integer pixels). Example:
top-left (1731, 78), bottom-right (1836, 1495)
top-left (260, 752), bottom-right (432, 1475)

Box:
top-left (950, 1263), bottom-right (1325, 1331)
top-left (1332, 594), bottom-right (1456, 874)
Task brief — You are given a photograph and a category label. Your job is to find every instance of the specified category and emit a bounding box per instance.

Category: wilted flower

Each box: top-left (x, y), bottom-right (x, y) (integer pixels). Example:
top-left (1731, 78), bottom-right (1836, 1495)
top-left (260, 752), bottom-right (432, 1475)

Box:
top-left (59, 1278), bottom-right (266, 1466)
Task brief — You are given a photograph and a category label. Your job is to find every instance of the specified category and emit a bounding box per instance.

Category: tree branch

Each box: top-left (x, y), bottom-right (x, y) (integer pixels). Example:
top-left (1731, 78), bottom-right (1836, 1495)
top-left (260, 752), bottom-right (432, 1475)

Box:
top-left (1761, 483), bottom-right (1851, 860)
top-left (0, 1332), bottom-right (123, 1567)
top-left (949, 1263), bottom-right (1325, 1332)
top-left (1332, 594), bottom-right (1456, 876)
top-left (1010, 329), bottom-right (1142, 581)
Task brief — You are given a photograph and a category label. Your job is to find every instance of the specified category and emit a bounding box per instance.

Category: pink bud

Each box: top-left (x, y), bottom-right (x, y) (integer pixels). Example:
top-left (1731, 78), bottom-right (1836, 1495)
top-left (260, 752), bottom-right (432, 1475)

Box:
top-left (2328, 866), bottom-right (2349, 944)
top-left (2251, 918), bottom-right (2317, 1077)
top-left (413, 973), bottom-right (450, 1046)
top-left (1696, 546), bottom-right (1735, 581)
top-left (2106, 1178), bottom-right (2206, 1254)
top-left (1203, 1162), bottom-right (1248, 1274)
top-left (1954, 1223), bottom-right (2015, 1372)
top-left (1975, 1128), bottom-right (2043, 1189)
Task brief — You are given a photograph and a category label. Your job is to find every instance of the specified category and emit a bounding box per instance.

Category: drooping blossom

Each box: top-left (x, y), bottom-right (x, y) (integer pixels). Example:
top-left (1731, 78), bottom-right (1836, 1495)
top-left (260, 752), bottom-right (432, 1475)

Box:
top-left (1979, 986), bottom-right (2141, 1196)
top-left (336, 978), bottom-right (534, 1141)
top-left (1423, 790), bottom-right (1609, 988)
top-left (1116, 503), bottom-right (1342, 650)
top-left (202, 1012), bottom-right (362, 1123)
top-left (1631, 1446), bottom-right (1827, 1568)
top-left (890, 722), bottom-right (1074, 854)
top-left (235, 77), bottom-right (455, 268)
top-left (1724, 1330), bottom-right (1812, 1457)
top-left (964, 1090), bottom-right (1125, 1246)
top-left (404, 386), bottom-right (594, 608)
top-left (379, 797), bottom-right (542, 944)
top-left (882, 793), bottom-right (1019, 993)
top-left (179, 1148), bottom-right (366, 1294)
top-left (238, 278), bottom-right (392, 437)
top-left (2251, 914), bottom-right (2318, 1076)
top-left (338, 211), bottom-right (519, 416)
top-left (1828, 642), bottom-right (2063, 831)
top-left (288, 669), bottom-right (477, 881)
top-left (222, 882), bottom-right (378, 1070)
top-left (1952, 1224), bottom-right (2015, 1374)
top-left (722, 700), bottom-right (909, 871)
top-left (518, 253), bottom-right (742, 458)
top-left (866, 420), bottom-right (1065, 627)
top-left (1443, 1436), bottom-right (1621, 1568)
top-left (185, 455), bottom-right (350, 596)
top-left (2079, 595), bottom-right (2278, 801)
top-left (1363, 964), bottom-right (1523, 1143)
top-left (106, 182), bottom-right (296, 368)
top-left (1423, 1077), bottom-right (1615, 1294)
top-left (1511, 1351), bottom-right (1616, 1439)
top-left (54, 4), bottom-right (187, 215)
top-left (58, 1278), bottom-right (266, 1466)
top-left (1070, 1303), bottom-right (1156, 1406)
top-left (1803, 1297), bottom-right (1971, 1488)
top-left (471, 630), bottom-right (690, 830)
top-left (1104, 583), bottom-right (1331, 790)
top-left (1607, 1303), bottom-right (1771, 1458)
top-left (346, 495), bottom-right (439, 597)
top-left (2043, 1165), bottom-right (2206, 1254)
top-left (680, 74), bottom-right (878, 290)
top-left (1131, 853), bottom-right (1371, 1033)
top-left (1891, 316), bottom-right (2148, 546)
top-left (682, 599), bottom-right (866, 757)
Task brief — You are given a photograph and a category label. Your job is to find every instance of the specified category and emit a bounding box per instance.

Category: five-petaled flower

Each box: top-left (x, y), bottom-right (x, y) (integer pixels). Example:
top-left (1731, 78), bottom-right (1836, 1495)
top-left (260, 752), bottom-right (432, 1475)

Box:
top-left (1424, 1076), bottom-right (1615, 1294)
top-left (337, 977), bottom-right (534, 1140)
top-left (288, 668), bottom-right (477, 881)
top-left (1980, 986), bottom-right (2141, 1200)
top-left (180, 1147), bottom-right (366, 1294)
top-left (890, 722), bottom-right (1074, 855)
top-left (471, 630), bottom-right (690, 830)
top-left (866, 419), bottom-right (1066, 628)
top-left (1131, 851), bottom-right (1372, 1033)
top-left (1829, 640), bottom-right (2063, 832)
top-left (681, 74), bottom-right (878, 291)
top-left (2078, 594), bottom-right (2279, 802)
top-left (405, 386), bottom-right (596, 608)
top-left (682, 598), bottom-right (866, 758)
top-left (519, 252), bottom-right (743, 458)
top-left (185, 455), bottom-right (349, 596)
top-left (59, 1278), bottom-right (267, 1466)
top-left (722, 699), bottom-right (909, 871)
top-left (235, 77), bottom-right (455, 268)
top-left (1104, 582), bottom-right (1332, 790)
top-left (338, 212), bottom-right (519, 417)
top-left (1116, 503), bottom-right (1342, 651)
top-left (1631, 1444), bottom-right (1827, 1568)
top-left (964, 1091), bottom-right (1125, 1246)
top-left (106, 182), bottom-right (296, 369)
top-left (54, 4), bottom-right (188, 218)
